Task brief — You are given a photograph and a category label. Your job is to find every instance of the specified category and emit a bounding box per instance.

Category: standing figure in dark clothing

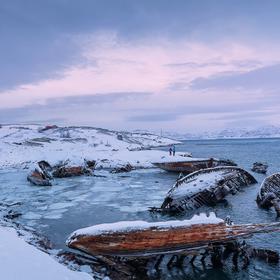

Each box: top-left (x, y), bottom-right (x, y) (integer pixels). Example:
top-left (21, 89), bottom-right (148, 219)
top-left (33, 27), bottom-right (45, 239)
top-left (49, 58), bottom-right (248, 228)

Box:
top-left (172, 145), bottom-right (176, 156)
top-left (169, 146), bottom-right (172, 156)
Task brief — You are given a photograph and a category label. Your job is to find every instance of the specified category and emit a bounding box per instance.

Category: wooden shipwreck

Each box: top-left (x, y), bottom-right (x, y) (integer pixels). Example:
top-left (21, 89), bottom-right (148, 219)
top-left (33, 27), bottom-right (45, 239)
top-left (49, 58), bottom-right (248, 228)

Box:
top-left (27, 169), bottom-right (52, 186)
top-left (257, 173), bottom-right (280, 216)
top-left (27, 160), bottom-right (96, 186)
top-left (67, 213), bottom-right (280, 257)
top-left (152, 158), bottom-right (236, 173)
top-left (154, 166), bottom-right (257, 214)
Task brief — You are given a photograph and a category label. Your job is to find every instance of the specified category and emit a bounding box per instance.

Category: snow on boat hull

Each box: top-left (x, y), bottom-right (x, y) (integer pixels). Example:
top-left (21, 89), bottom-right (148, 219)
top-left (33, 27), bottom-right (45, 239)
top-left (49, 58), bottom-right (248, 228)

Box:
top-left (152, 158), bottom-right (236, 173)
top-left (159, 166), bottom-right (257, 213)
top-left (67, 214), bottom-right (280, 257)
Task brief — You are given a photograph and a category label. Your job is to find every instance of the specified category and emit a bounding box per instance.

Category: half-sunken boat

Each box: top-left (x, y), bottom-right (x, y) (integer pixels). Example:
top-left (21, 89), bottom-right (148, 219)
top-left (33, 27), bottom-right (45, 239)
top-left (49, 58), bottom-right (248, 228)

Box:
top-left (257, 173), bottom-right (280, 216)
top-left (156, 166), bottom-right (257, 213)
top-left (67, 213), bottom-right (280, 257)
top-left (152, 158), bottom-right (236, 173)
top-left (27, 169), bottom-right (52, 186)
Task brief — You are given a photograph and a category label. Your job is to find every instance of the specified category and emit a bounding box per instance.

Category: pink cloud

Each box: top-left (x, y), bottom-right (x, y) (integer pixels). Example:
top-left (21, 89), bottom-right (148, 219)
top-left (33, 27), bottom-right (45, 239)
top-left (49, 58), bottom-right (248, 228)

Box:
top-left (1, 32), bottom-right (279, 132)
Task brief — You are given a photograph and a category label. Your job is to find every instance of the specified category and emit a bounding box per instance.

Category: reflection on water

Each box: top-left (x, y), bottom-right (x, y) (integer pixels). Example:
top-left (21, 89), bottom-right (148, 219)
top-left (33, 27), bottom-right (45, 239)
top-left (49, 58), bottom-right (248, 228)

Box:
top-left (0, 138), bottom-right (280, 279)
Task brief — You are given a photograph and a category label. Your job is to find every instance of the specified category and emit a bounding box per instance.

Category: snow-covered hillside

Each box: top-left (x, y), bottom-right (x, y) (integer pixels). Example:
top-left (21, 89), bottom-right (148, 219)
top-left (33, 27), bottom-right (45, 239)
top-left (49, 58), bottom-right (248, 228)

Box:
top-left (162, 125), bottom-right (280, 140)
top-left (0, 125), bottom-right (180, 169)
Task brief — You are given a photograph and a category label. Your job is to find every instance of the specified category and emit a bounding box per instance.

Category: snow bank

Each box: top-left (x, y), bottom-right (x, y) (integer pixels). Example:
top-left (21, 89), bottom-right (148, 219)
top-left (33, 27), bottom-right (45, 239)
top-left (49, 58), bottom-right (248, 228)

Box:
top-left (0, 125), bottom-right (181, 169)
top-left (67, 212), bottom-right (224, 241)
top-left (0, 226), bottom-right (92, 280)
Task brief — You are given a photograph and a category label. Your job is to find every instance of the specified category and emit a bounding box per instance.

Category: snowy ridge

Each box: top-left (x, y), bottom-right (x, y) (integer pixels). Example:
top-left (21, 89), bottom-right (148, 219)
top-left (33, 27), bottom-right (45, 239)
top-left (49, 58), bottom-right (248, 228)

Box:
top-left (162, 125), bottom-right (280, 140)
top-left (0, 125), bottom-right (180, 169)
top-left (67, 212), bottom-right (224, 241)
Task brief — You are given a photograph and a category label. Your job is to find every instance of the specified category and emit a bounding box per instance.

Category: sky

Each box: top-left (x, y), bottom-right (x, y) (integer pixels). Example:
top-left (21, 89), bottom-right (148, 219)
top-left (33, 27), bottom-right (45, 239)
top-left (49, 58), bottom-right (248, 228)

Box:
top-left (1, 0), bottom-right (280, 133)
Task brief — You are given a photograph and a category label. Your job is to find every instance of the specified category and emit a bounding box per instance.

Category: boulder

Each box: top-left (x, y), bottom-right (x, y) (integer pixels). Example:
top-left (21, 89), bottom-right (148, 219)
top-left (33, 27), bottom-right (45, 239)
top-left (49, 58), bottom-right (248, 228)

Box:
top-left (111, 163), bottom-right (134, 174)
top-left (252, 162), bottom-right (268, 174)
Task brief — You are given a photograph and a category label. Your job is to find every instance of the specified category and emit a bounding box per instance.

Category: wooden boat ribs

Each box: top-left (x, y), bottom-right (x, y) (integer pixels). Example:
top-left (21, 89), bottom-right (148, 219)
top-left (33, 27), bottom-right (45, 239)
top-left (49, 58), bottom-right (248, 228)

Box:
top-left (159, 167), bottom-right (257, 213)
top-left (257, 173), bottom-right (280, 216)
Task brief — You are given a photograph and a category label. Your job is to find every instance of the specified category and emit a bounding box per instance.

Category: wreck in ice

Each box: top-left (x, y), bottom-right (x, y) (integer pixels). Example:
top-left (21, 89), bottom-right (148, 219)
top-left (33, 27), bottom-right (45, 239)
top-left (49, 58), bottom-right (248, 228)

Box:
top-left (151, 166), bottom-right (257, 214)
top-left (66, 213), bottom-right (280, 279)
top-left (257, 173), bottom-right (280, 217)
top-left (27, 160), bottom-right (96, 186)
top-left (67, 213), bottom-right (280, 257)
top-left (152, 158), bottom-right (236, 173)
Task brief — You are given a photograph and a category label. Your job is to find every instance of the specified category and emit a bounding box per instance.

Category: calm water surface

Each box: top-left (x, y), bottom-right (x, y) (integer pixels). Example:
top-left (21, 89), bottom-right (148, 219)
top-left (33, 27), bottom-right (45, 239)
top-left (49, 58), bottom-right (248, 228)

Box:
top-left (0, 138), bottom-right (280, 279)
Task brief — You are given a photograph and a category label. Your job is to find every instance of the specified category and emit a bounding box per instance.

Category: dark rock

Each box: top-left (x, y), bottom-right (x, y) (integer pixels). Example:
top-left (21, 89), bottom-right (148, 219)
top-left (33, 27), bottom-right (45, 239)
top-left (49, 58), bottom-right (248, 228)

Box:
top-left (111, 164), bottom-right (134, 174)
top-left (252, 162), bottom-right (268, 174)
top-left (4, 210), bottom-right (22, 220)
top-left (38, 125), bottom-right (58, 132)
top-left (85, 159), bottom-right (97, 169)
top-left (3, 210), bottom-right (22, 220)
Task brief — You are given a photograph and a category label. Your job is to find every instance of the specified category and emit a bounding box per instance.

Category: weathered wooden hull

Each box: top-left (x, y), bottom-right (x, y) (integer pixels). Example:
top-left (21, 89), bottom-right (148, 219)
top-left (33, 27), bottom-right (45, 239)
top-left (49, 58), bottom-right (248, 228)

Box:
top-left (27, 169), bottom-right (52, 186)
top-left (160, 167), bottom-right (257, 213)
top-left (258, 173), bottom-right (280, 200)
top-left (152, 159), bottom-right (236, 173)
top-left (27, 160), bottom-right (96, 186)
top-left (257, 173), bottom-right (280, 216)
top-left (67, 216), bottom-right (280, 257)
top-left (52, 166), bottom-right (92, 178)
top-left (27, 175), bottom-right (52, 186)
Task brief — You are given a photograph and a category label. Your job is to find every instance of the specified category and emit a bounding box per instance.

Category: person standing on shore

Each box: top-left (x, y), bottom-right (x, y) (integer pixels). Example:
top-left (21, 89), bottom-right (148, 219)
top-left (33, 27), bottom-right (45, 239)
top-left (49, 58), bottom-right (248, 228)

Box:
top-left (169, 146), bottom-right (172, 156)
top-left (172, 145), bottom-right (176, 156)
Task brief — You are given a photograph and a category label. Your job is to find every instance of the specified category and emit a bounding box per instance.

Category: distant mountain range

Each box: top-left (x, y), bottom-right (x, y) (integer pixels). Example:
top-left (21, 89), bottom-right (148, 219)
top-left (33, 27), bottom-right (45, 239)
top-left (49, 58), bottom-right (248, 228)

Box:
top-left (160, 125), bottom-right (280, 140)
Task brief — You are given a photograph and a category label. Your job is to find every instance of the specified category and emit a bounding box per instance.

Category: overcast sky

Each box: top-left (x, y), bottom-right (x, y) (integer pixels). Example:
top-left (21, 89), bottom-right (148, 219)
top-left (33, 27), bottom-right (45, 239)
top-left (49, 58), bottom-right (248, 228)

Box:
top-left (1, 0), bottom-right (280, 132)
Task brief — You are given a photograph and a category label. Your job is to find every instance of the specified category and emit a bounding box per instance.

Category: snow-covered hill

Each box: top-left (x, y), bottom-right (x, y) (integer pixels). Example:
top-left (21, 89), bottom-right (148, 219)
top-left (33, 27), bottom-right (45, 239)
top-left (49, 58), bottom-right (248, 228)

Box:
top-left (162, 125), bottom-right (280, 140)
top-left (0, 125), bottom-right (180, 169)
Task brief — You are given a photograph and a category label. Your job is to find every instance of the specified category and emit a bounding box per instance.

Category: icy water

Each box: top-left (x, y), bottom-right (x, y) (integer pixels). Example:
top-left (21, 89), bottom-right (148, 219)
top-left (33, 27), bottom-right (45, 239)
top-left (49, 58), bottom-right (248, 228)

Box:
top-left (1, 138), bottom-right (280, 279)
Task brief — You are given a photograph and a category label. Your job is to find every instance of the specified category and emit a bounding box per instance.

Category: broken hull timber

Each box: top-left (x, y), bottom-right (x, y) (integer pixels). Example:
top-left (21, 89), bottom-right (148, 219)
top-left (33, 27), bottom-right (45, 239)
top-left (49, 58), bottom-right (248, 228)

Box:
top-left (67, 215), bottom-right (280, 257)
top-left (27, 175), bottom-right (52, 186)
top-left (160, 166), bottom-right (257, 213)
top-left (152, 158), bottom-right (236, 173)
top-left (257, 173), bottom-right (280, 201)
top-left (257, 173), bottom-right (280, 215)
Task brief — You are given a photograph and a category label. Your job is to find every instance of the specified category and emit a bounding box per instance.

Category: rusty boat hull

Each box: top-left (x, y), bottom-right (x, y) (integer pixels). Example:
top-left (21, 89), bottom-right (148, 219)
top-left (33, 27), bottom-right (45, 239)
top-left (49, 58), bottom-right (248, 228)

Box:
top-left (67, 214), bottom-right (280, 257)
top-left (152, 158), bottom-right (236, 173)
